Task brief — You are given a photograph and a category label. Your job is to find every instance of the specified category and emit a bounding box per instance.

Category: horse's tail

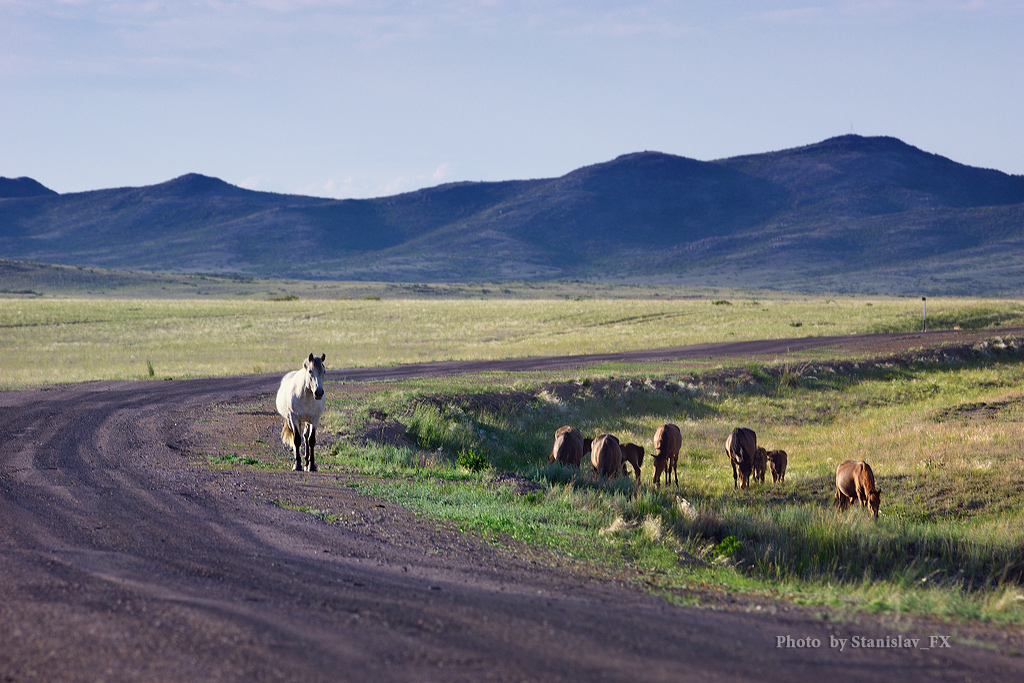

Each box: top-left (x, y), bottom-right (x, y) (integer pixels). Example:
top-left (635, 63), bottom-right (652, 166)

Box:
top-left (281, 422), bottom-right (294, 447)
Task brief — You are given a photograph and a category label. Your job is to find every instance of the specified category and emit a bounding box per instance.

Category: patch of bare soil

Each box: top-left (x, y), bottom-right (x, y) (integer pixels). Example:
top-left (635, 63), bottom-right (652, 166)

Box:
top-left (356, 417), bottom-right (413, 448)
top-left (413, 390), bottom-right (538, 414)
top-left (934, 396), bottom-right (1024, 422)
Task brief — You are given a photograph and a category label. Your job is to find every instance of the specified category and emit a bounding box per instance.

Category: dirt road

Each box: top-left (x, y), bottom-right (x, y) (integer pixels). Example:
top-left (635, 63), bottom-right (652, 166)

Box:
top-left (2, 328), bottom-right (1023, 682)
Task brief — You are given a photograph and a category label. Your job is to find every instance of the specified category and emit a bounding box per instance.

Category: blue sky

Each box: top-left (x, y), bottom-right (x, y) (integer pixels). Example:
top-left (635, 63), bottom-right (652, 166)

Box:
top-left (2, 1), bottom-right (1022, 198)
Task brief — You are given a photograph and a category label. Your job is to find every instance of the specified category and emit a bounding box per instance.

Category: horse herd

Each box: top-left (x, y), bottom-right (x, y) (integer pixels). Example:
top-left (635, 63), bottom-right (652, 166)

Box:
top-left (271, 353), bottom-right (882, 519)
top-left (548, 423), bottom-right (882, 518)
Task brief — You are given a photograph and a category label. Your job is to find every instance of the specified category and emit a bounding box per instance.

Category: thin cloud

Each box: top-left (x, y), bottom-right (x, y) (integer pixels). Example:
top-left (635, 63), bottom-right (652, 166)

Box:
top-left (307, 176), bottom-right (360, 198)
top-left (754, 6), bottom-right (827, 23)
top-left (746, 0), bottom-right (1021, 24)
top-left (284, 171), bottom-right (449, 200)
top-left (431, 163), bottom-right (453, 183)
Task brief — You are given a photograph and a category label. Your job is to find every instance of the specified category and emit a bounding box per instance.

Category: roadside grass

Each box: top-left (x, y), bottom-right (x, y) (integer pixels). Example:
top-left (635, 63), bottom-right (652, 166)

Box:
top-left (205, 451), bottom-right (276, 470)
top-left (318, 340), bottom-right (1024, 626)
top-left (3, 294), bottom-right (1024, 387)
top-left (274, 499), bottom-right (341, 522)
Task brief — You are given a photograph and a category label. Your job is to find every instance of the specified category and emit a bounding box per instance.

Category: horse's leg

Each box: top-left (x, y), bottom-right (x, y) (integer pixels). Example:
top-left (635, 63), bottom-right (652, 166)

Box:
top-left (305, 425), bottom-right (317, 472)
top-left (290, 418), bottom-right (303, 471)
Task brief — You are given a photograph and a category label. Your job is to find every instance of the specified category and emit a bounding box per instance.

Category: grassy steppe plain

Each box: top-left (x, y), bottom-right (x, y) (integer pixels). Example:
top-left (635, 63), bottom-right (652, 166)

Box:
top-left (6, 287), bottom-right (1024, 627)
top-left (3, 293), bottom-right (1023, 387)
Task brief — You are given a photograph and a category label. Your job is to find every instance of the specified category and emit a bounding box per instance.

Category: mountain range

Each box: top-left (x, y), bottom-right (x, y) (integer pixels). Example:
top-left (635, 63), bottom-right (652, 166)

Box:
top-left (3, 135), bottom-right (1024, 295)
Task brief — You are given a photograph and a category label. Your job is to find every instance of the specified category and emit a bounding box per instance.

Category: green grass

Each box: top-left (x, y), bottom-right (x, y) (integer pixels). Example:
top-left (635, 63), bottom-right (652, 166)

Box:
top-left (205, 452), bottom-right (273, 469)
top-left (3, 294), bottom-right (1024, 387)
top-left (317, 340), bottom-right (1024, 626)
top-left (274, 499), bottom-right (341, 522)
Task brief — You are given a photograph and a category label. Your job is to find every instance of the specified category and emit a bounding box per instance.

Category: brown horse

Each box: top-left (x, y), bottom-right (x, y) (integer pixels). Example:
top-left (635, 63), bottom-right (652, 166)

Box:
top-left (619, 443), bottom-right (645, 482)
top-left (550, 425), bottom-right (585, 467)
top-left (834, 460), bottom-right (881, 518)
top-left (725, 427), bottom-right (756, 489)
top-left (752, 446), bottom-right (768, 484)
top-left (591, 434), bottom-right (622, 479)
top-left (767, 450), bottom-right (788, 483)
top-left (652, 423), bottom-right (682, 487)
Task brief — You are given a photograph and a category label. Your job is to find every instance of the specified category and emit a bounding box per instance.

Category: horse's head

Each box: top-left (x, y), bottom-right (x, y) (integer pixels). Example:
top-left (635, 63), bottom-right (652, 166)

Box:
top-left (868, 488), bottom-right (881, 518)
top-left (303, 353), bottom-right (326, 400)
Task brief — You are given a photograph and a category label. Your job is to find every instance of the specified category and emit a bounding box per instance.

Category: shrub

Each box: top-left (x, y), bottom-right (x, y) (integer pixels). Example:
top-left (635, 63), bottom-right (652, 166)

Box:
top-left (715, 535), bottom-right (741, 558)
top-left (457, 448), bottom-right (489, 472)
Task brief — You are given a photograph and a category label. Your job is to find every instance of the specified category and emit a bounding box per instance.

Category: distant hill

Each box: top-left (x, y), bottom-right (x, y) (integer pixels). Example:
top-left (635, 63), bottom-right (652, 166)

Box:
top-left (0, 177), bottom-right (57, 199)
top-left (2, 135), bottom-right (1023, 295)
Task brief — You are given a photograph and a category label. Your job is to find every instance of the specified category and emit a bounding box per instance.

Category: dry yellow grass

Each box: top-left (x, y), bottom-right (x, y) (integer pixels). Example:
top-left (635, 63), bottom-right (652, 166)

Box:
top-left (4, 295), bottom-right (1023, 387)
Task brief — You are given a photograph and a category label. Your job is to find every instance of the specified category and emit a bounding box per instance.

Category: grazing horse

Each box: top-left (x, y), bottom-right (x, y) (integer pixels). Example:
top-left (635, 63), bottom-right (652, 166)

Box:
top-left (276, 353), bottom-right (326, 472)
top-left (725, 427), bottom-right (757, 489)
top-left (751, 447), bottom-right (768, 484)
top-left (652, 423), bottom-right (682, 487)
top-left (835, 460), bottom-right (881, 518)
top-left (591, 434), bottom-right (622, 479)
top-left (550, 425), bottom-right (585, 467)
top-left (767, 450), bottom-right (788, 483)
top-left (619, 443), bottom-right (645, 482)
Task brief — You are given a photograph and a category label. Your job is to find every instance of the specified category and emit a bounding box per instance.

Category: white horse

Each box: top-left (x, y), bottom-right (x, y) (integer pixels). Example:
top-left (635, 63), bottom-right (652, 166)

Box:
top-left (276, 353), bottom-right (326, 471)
